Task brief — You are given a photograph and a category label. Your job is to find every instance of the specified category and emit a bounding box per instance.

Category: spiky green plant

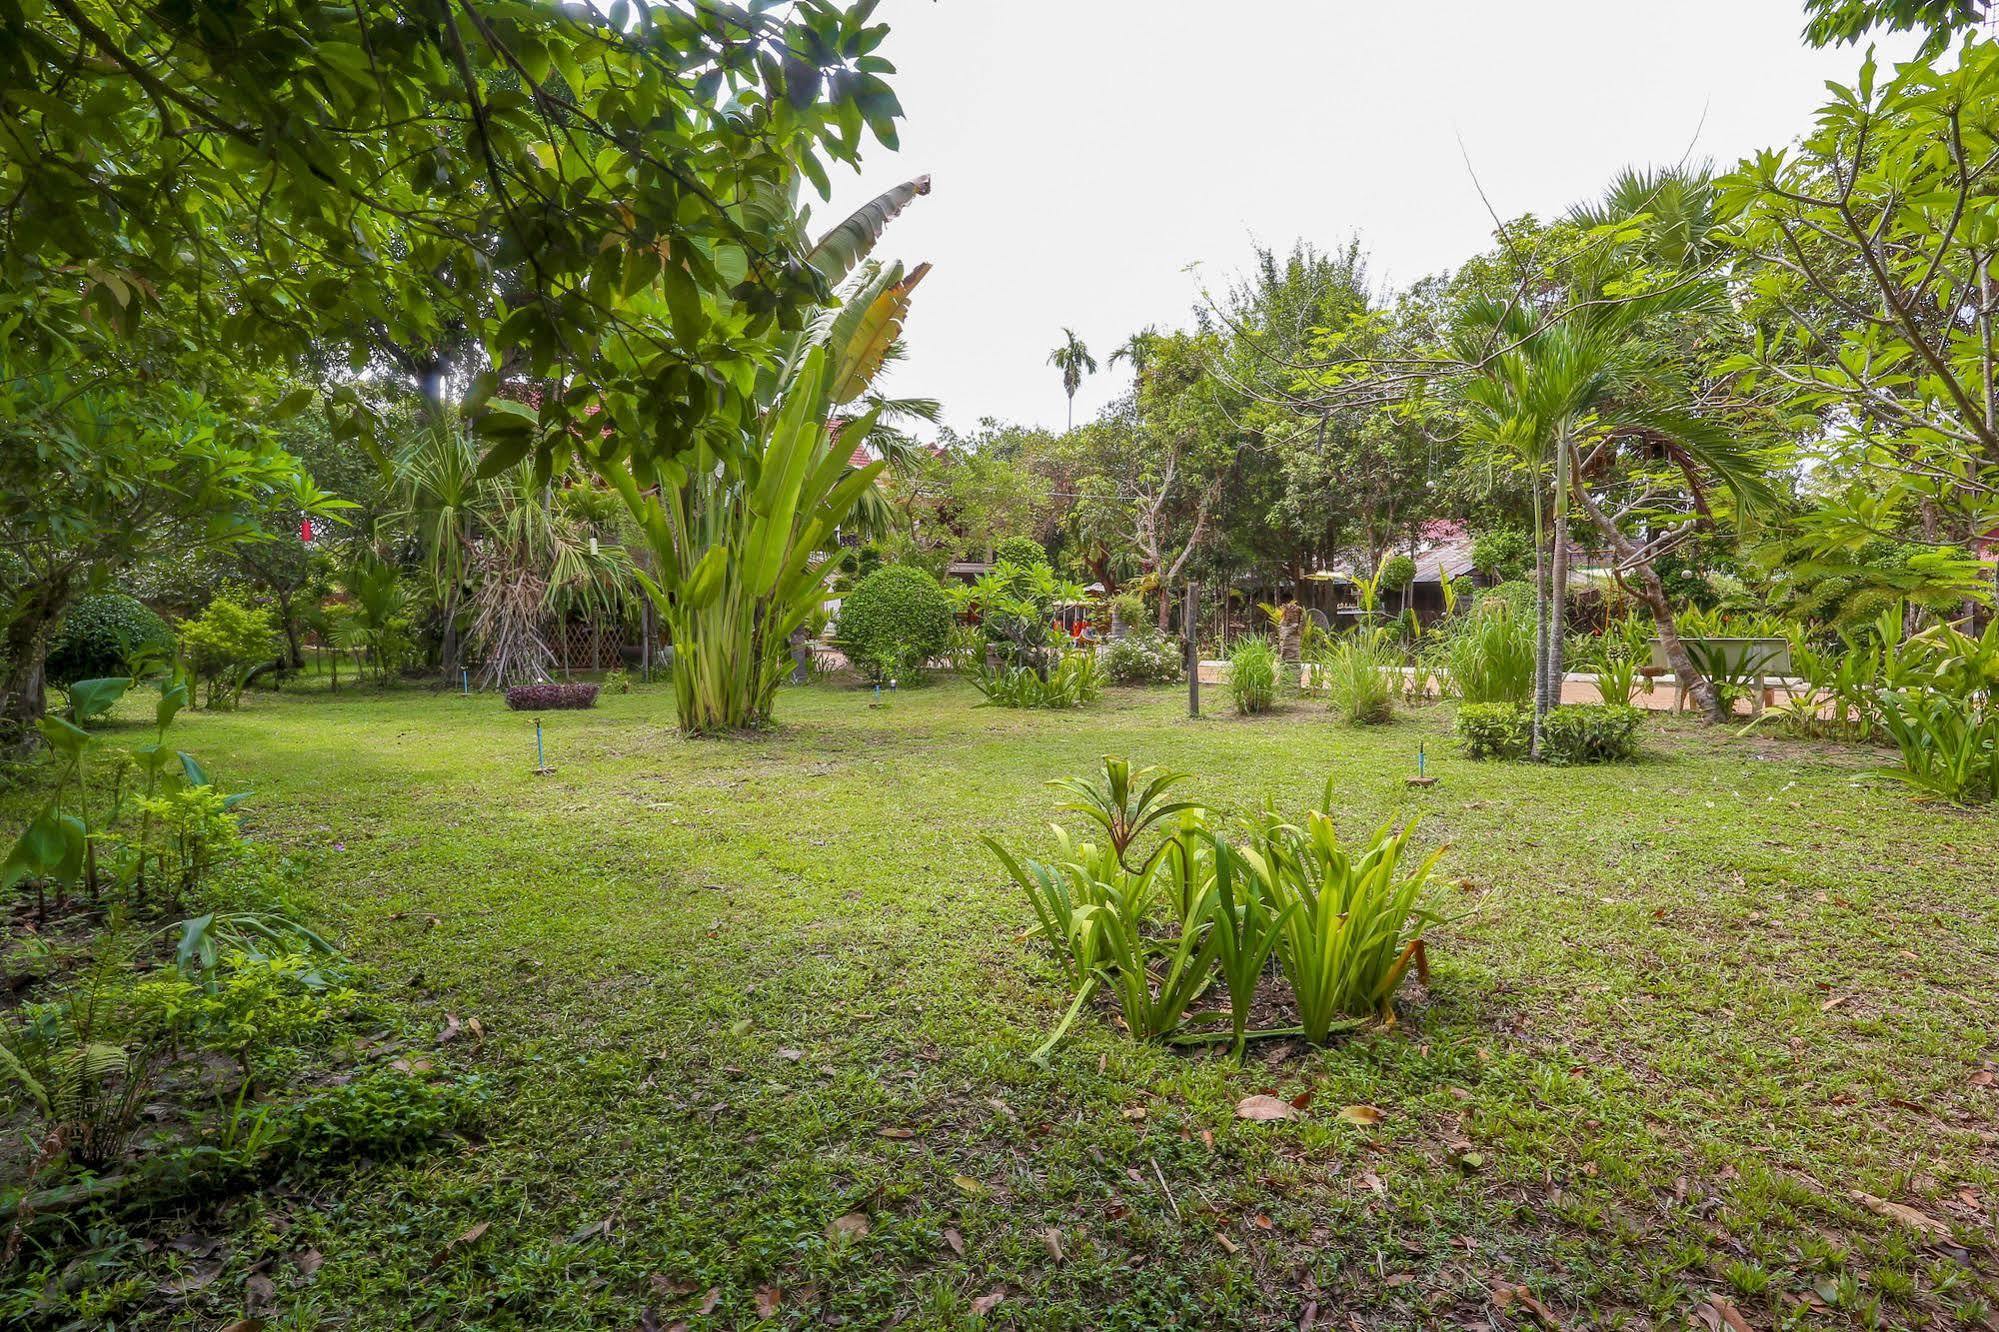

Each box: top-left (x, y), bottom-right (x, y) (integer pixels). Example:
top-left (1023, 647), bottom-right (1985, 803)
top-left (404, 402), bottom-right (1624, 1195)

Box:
top-left (1246, 793), bottom-right (1445, 1042)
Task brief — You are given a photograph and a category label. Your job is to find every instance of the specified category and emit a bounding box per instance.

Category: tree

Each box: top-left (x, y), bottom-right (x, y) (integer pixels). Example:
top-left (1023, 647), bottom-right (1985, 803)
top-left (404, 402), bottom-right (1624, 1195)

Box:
top-left (0, 365), bottom-right (341, 739)
top-left (1047, 329), bottom-right (1098, 430)
top-left (1801, 0), bottom-right (1988, 48)
top-left (1, 0), bottom-right (903, 480)
top-left (1723, 41), bottom-right (1999, 611)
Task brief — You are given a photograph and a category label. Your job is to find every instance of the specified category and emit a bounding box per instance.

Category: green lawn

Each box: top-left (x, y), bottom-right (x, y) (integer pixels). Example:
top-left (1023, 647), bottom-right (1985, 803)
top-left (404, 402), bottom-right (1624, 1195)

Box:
top-left (42, 679), bottom-right (1999, 1329)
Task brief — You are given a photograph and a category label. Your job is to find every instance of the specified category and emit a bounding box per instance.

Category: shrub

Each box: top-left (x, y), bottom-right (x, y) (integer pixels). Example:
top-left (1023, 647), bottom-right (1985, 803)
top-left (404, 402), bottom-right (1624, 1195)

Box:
top-left (1470, 528), bottom-right (1533, 580)
top-left (1540, 704), bottom-right (1644, 765)
top-left (1104, 631), bottom-right (1181, 685)
top-left (833, 565), bottom-right (954, 685)
top-left (1476, 580), bottom-right (1537, 622)
top-left (1444, 600), bottom-right (1535, 705)
top-left (600, 668), bottom-right (632, 695)
top-left (504, 682), bottom-right (598, 710)
top-left (1873, 690), bottom-right (1998, 804)
top-left (993, 535), bottom-right (1049, 570)
top-left (179, 596), bottom-right (280, 709)
top-left (1457, 702), bottom-right (1532, 759)
top-left (46, 594), bottom-right (175, 686)
top-left (1323, 633), bottom-right (1396, 724)
top-left (1227, 637), bottom-right (1278, 714)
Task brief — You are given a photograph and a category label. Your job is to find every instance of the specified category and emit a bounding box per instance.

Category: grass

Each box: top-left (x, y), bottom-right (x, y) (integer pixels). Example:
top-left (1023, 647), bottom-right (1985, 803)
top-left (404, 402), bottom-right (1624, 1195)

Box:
top-left (14, 676), bottom-right (1999, 1330)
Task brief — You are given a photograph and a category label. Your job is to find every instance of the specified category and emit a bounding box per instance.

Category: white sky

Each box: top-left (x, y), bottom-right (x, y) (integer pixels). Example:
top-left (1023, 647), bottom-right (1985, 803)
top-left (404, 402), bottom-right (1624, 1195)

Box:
top-left (818, 1), bottom-right (1919, 435)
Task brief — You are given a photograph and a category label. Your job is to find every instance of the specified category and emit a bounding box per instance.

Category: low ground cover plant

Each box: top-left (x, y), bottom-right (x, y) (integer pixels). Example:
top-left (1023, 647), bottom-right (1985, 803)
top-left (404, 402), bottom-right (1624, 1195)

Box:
top-left (0, 684), bottom-right (475, 1286)
top-left (984, 757), bottom-right (1445, 1060)
top-left (1457, 701), bottom-right (1644, 764)
top-left (504, 682), bottom-right (599, 711)
top-left (971, 651), bottom-right (1106, 709)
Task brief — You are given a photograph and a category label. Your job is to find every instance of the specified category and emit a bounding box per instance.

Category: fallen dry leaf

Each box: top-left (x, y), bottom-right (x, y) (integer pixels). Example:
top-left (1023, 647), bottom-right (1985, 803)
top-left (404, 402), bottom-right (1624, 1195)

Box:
top-left (1214, 1231), bottom-right (1239, 1254)
top-left (437, 1015), bottom-right (462, 1044)
top-left (1121, 1105), bottom-right (1147, 1121)
top-left (1040, 1226), bottom-right (1063, 1261)
top-left (876, 1126), bottom-right (916, 1139)
top-left (971, 1289), bottom-right (1006, 1315)
top-left (1235, 1094), bottom-right (1299, 1122)
top-left (1970, 1069), bottom-right (1995, 1089)
top-left (951, 1174), bottom-right (985, 1195)
top-left (698, 1289), bottom-right (721, 1315)
top-left (754, 1285), bottom-right (783, 1319)
top-left (1336, 1104), bottom-right (1384, 1126)
top-left (1851, 1190), bottom-right (1951, 1238)
top-left (943, 1226), bottom-right (965, 1256)
top-left (430, 1220), bottom-right (491, 1268)
top-left (826, 1213), bottom-right (870, 1242)
top-left (1490, 1281), bottom-right (1559, 1326)
top-left (292, 1248), bottom-right (323, 1277)
top-left (1702, 1296), bottom-right (1753, 1332)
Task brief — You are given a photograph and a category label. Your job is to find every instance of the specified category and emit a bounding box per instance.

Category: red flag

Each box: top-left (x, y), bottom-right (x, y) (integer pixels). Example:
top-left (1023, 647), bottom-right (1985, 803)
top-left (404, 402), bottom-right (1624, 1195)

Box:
top-left (299, 516), bottom-right (315, 543)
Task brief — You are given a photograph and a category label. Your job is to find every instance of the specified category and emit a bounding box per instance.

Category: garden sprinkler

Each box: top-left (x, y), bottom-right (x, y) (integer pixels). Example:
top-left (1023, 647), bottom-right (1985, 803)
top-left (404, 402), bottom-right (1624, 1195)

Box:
top-left (1406, 739), bottom-right (1438, 788)
top-left (532, 719), bottom-right (555, 776)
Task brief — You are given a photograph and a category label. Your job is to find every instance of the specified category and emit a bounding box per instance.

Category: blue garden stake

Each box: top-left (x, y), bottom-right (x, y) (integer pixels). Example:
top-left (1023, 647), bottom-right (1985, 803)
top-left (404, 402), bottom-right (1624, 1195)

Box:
top-left (461, 668), bottom-right (469, 696)
top-left (535, 720), bottom-right (544, 768)
top-left (1419, 741), bottom-right (1426, 777)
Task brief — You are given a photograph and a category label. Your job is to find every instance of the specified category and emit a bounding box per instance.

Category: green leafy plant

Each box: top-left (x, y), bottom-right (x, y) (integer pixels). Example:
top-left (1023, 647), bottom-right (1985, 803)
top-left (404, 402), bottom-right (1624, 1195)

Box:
top-left (993, 535), bottom-right (1049, 569)
top-left (1872, 691), bottom-right (1998, 804)
top-left (1456, 702), bottom-right (1533, 760)
top-left (834, 564), bottom-right (954, 685)
top-left (985, 758), bottom-right (1451, 1062)
top-left (1048, 757), bottom-right (1197, 868)
top-left (64, 677), bottom-right (132, 725)
top-left (1540, 704), bottom-right (1645, 765)
top-left (1227, 637), bottom-right (1279, 714)
top-left (1594, 656), bottom-right (1644, 706)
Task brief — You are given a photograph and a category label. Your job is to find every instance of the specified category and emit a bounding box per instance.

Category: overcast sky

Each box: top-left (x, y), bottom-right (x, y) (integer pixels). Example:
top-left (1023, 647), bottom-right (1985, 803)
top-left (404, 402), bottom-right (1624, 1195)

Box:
top-left (817, 1), bottom-right (1919, 435)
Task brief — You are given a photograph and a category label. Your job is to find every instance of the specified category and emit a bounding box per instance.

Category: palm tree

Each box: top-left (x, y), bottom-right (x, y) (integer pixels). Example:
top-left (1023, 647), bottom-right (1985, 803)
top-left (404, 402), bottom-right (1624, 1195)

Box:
top-left (1047, 328), bottom-right (1097, 430)
top-left (1450, 190), bottom-right (1768, 737)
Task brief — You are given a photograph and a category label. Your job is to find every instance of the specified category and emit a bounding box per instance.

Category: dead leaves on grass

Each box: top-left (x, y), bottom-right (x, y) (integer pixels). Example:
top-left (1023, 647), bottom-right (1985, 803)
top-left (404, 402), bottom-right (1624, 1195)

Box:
top-left (1694, 1297), bottom-right (1753, 1332)
top-left (1850, 1190), bottom-right (1952, 1239)
top-left (1490, 1280), bottom-right (1560, 1326)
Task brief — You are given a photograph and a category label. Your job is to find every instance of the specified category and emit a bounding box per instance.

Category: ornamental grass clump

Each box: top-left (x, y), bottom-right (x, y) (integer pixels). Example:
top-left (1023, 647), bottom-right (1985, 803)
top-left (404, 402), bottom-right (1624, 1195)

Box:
top-left (1227, 638), bottom-right (1278, 714)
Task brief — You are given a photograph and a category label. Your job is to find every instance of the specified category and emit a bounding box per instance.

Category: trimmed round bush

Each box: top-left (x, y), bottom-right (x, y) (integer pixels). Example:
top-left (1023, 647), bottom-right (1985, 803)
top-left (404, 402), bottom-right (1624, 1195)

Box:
top-left (1541, 703), bottom-right (1644, 765)
top-left (992, 536), bottom-right (1049, 570)
top-left (1378, 554), bottom-right (1417, 592)
top-left (46, 594), bottom-right (175, 685)
top-left (833, 565), bottom-right (954, 684)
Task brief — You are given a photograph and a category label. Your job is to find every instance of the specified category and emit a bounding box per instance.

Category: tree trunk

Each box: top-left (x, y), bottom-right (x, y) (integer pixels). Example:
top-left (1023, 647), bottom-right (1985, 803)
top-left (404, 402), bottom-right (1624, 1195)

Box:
top-left (1544, 435), bottom-right (1572, 719)
top-left (1529, 483), bottom-right (1549, 759)
top-left (275, 588), bottom-right (305, 669)
top-left (0, 573), bottom-right (73, 749)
